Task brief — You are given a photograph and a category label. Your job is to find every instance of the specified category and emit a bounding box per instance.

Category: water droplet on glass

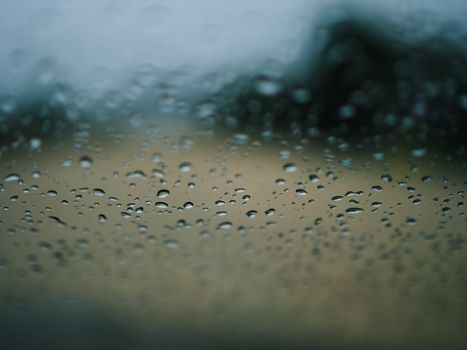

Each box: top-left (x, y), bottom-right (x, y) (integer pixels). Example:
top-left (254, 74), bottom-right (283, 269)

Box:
top-left (3, 173), bottom-right (21, 182)
top-left (93, 188), bottom-right (106, 196)
top-left (283, 163), bottom-right (298, 173)
top-left (79, 156), bottom-right (93, 168)
top-left (179, 162), bottom-right (193, 173)
top-left (164, 239), bottom-right (179, 249)
top-left (157, 189), bottom-right (170, 198)
top-left (372, 185), bottom-right (383, 192)
top-left (183, 201), bottom-right (194, 209)
top-left (405, 217), bottom-right (417, 225)
top-left (421, 175), bottom-right (432, 183)
top-left (49, 216), bottom-right (66, 227)
top-left (218, 221), bottom-right (232, 230)
top-left (255, 77), bottom-right (282, 96)
top-left (126, 170), bottom-right (147, 180)
top-left (246, 210), bottom-right (258, 218)
top-left (411, 149), bottom-right (426, 158)
top-left (276, 178), bottom-right (286, 185)
top-left (309, 174), bottom-right (319, 183)
top-left (345, 207), bottom-right (364, 214)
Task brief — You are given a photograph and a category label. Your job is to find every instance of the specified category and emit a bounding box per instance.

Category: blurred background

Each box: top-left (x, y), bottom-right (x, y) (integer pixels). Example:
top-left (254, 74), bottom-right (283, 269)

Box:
top-left (0, 1), bottom-right (466, 349)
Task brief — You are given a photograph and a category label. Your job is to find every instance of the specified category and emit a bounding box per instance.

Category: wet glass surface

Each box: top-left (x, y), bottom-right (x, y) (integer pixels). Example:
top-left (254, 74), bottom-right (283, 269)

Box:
top-left (1, 1), bottom-right (467, 349)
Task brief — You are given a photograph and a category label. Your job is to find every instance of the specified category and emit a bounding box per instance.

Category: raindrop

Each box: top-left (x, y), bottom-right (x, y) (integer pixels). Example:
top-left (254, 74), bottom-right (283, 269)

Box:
top-left (155, 202), bottom-right (169, 209)
top-left (0, 96), bottom-right (17, 114)
top-left (157, 189), bottom-right (170, 198)
top-left (283, 163), bottom-right (298, 173)
top-left (405, 217), bottom-right (417, 225)
top-left (346, 207), bottom-right (364, 214)
top-left (93, 188), bottom-right (106, 196)
top-left (255, 77), bottom-right (282, 96)
top-left (126, 170), bottom-right (147, 180)
top-left (164, 239), bottom-right (179, 249)
top-left (179, 162), bottom-right (193, 173)
top-left (381, 174), bottom-right (393, 182)
top-left (79, 156), bottom-right (93, 168)
top-left (411, 149), bottom-right (426, 158)
top-left (246, 210), bottom-right (258, 218)
top-left (372, 152), bottom-right (385, 161)
top-left (30, 138), bottom-right (42, 151)
top-left (3, 173), bottom-right (21, 182)
top-left (49, 216), bottom-right (66, 227)
top-left (276, 178), bottom-right (286, 185)
top-left (233, 133), bottom-right (249, 145)
top-left (309, 174), bottom-right (319, 183)
top-left (183, 201), bottom-right (194, 209)
top-left (421, 175), bottom-right (431, 183)
top-left (218, 221), bottom-right (232, 230)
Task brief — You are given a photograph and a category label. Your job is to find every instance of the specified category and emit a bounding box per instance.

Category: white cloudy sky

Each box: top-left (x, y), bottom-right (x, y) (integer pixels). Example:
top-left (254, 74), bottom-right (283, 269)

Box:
top-left (0, 0), bottom-right (466, 103)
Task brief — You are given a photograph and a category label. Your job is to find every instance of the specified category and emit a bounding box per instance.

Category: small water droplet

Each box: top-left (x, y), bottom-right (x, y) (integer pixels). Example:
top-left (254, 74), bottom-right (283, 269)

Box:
top-left (155, 202), bottom-right (169, 209)
top-left (79, 156), bottom-right (93, 168)
top-left (283, 163), bottom-right (297, 173)
top-left (93, 188), bottom-right (106, 196)
top-left (49, 216), bottom-right (66, 227)
top-left (405, 217), bottom-right (417, 225)
top-left (346, 207), bottom-right (364, 214)
top-left (411, 149), bottom-right (426, 158)
top-left (309, 174), bottom-right (319, 183)
top-left (421, 175), bottom-right (431, 183)
top-left (164, 239), bottom-right (179, 249)
top-left (126, 170), bottom-right (147, 180)
top-left (276, 178), bottom-right (286, 185)
top-left (179, 162), bottom-right (193, 173)
top-left (218, 221), bottom-right (232, 230)
top-left (183, 201), bottom-right (194, 209)
top-left (246, 210), bottom-right (258, 218)
top-left (381, 174), bottom-right (393, 182)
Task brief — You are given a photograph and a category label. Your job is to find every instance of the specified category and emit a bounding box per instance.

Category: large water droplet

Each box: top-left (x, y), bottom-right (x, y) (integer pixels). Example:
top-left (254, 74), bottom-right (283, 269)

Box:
top-left (157, 189), bottom-right (170, 198)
